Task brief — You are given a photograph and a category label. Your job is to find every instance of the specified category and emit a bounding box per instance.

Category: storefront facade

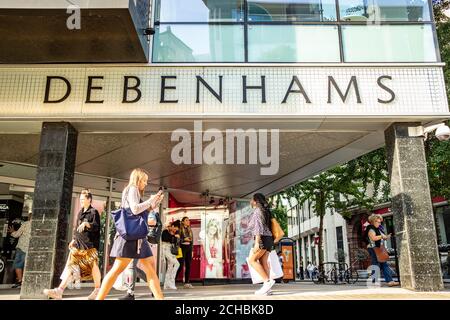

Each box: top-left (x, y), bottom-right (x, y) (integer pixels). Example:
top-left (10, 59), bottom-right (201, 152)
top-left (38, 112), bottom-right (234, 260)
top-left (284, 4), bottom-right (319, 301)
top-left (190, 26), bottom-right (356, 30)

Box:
top-left (0, 0), bottom-right (449, 297)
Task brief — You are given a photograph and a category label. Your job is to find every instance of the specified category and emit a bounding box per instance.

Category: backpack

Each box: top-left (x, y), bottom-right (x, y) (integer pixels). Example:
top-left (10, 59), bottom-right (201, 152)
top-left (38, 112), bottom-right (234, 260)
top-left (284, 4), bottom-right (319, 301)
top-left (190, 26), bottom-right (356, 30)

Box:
top-left (147, 211), bottom-right (162, 244)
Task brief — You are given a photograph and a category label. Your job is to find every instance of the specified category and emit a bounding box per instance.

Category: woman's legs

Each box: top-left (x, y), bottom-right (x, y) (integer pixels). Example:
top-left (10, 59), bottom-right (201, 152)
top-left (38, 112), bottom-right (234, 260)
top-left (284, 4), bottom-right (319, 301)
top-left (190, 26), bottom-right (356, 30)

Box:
top-left (379, 262), bottom-right (394, 283)
top-left (367, 248), bottom-right (379, 283)
top-left (176, 257), bottom-right (184, 281)
top-left (260, 252), bottom-right (270, 278)
top-left (139, 256), bottom-right (164, 300)
top-left (162, 245), bottom-right (179, 288)
top-left (92, 262), bottom-right (101, 288)
top-left (96, 258), bottom-right (131, 300)
top-left (248, 249), bottom-right (269, 282)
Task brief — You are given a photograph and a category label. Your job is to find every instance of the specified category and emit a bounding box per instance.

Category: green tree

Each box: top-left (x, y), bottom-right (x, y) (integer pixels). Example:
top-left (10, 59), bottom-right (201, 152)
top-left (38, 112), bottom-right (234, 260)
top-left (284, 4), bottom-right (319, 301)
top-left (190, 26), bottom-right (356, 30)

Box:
top-left (434, 1), bottom-right (450, 101)
top-left (280, 166), bottom-right (373, 269)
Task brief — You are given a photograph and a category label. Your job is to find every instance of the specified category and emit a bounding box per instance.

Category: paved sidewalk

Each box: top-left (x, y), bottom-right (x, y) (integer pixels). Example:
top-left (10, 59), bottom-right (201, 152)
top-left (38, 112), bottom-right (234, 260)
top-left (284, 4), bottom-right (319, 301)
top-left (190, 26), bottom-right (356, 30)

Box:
top-left (2, 282), bottom-right (450, 300)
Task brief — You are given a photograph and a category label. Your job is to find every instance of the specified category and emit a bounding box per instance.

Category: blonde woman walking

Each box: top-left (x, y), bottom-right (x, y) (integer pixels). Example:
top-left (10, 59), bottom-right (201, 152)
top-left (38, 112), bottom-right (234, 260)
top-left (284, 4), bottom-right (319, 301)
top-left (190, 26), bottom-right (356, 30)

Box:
top-left (96, 168), bottom-right (164, 300)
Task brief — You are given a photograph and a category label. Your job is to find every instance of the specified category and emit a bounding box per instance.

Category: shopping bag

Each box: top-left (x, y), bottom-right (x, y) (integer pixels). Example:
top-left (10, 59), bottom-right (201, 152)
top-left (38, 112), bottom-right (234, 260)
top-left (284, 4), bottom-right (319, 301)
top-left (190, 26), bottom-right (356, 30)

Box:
top-left (112, 270), bottom-right (128, 291)
top-left (246, 257), bottom-right (264, 284)
top-left (268, 250), bottom-right (284, 279)
top-left (246, 250), bottom-right (284, 284)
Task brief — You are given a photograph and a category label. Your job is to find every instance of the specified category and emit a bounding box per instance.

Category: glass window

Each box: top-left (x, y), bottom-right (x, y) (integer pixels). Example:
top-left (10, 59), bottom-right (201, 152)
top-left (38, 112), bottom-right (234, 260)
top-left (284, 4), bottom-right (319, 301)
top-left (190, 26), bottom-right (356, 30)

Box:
top-left (157, 0), bottom-right (245, 22)
top-left (342, 25), bottom-right (437, 62)
top-left (339, 0), bottom-right (431, 22)
top-left (248, 0), bottom-right (337, 21)
top-left (153, 25), bottom-right (245, 62)
top-left (248, 25), bottom-right (340, 62)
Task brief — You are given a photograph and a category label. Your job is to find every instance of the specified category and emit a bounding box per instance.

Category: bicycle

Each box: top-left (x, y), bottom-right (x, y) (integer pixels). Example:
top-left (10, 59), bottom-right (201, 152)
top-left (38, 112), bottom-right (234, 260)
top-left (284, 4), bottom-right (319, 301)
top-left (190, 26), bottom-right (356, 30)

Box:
top-left (313, 261), bottom-right (359, 285)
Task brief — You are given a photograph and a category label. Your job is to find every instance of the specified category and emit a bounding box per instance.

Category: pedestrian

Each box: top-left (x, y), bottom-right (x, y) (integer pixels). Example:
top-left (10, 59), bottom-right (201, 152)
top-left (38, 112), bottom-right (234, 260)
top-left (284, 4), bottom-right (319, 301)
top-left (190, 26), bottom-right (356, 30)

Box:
top-left (299, 258), bottom-right (305, 280)
top-left (176, 217), bottom-right (194, 289)
top-left (8, 213), bottom-right (32, 289)
top-left (365, 214), bottom-right (399, 287)
top-left (248, 193), bottom-right (275, 296)
top-left (306, 261), bottom-right (315, 279)
top-left (43, 189), bottom-right (101, 300)
top-left (119, 206), bottom-right (163, 300)
top-left (96, 168), bottom-right (164, 300)
top-left (161, 220), bottom-right (181, 290)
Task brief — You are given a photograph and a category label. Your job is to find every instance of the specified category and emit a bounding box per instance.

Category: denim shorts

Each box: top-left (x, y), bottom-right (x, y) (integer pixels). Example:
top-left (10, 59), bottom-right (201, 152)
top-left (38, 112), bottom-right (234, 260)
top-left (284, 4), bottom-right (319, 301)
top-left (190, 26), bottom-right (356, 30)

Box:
top-left (13, 249), bottom-right (26, 269)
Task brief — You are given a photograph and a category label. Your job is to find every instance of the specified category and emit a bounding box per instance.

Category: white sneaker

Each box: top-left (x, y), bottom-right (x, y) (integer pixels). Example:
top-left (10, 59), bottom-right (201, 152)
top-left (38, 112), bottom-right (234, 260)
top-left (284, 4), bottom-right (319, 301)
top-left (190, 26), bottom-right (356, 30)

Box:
top-left (255, 280), bottom-right (275, 295)
top-left (87, 288), bottom-right (100, 300)
top-left (164, 285), bottom-right (178, 290)
top-left (43, 288), bottom-right (63, 300)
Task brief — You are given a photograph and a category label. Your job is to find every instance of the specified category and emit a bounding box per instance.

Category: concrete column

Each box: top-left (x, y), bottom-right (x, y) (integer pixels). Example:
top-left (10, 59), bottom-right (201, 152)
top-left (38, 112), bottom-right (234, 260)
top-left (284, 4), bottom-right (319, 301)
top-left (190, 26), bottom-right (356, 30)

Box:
top-left (385, 122), bottom-right (443, 291)
top-left (21, 122), bottom-right (78, 299)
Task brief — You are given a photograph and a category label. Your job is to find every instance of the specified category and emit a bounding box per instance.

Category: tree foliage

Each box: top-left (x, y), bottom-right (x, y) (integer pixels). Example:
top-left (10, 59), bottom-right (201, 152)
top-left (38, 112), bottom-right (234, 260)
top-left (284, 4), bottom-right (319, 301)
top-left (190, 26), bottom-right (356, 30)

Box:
top-left (276, 148), bottom-right (389, 267)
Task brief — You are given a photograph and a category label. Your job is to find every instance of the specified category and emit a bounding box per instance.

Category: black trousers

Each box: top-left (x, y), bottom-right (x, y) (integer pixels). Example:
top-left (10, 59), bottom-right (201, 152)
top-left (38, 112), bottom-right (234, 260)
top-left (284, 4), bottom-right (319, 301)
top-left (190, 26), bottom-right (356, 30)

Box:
top-left (176, 244), bottom-right (193, 283)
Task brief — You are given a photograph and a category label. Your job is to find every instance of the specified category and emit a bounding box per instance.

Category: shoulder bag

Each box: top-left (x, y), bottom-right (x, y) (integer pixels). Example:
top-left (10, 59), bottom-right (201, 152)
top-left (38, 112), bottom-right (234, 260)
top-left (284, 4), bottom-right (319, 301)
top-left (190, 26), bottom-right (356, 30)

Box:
top-left (111, 187), bottom-right (149, 241)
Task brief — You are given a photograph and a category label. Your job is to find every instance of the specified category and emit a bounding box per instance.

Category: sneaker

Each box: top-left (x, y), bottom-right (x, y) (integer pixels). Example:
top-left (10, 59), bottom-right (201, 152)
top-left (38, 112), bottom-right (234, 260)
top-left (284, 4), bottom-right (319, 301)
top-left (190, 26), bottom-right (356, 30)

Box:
top-left (166, 285), bottom-right (178, 290)
top-left (255, 280), bottom-right (275, 295)
top-left (183, 283), bottom-right (194, 289)
top-left (87, 288), bottom-right (100, 300)
top-left (387, 281), bottom-right (400, 287)
top-left (11, 282), bottom-right (21, 289)
top-left (43, 288), bottom-right (63, 300)
top-left (118, 293), bottom-right (135, 300)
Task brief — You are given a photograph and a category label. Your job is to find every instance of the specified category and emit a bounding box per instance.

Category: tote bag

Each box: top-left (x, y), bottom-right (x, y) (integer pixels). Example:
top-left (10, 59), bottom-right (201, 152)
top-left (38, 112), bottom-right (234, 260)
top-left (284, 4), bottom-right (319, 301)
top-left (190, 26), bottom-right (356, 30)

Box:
top-left (111, 188), bottom-right (149, 241)
top-left (374, 244), bottom-right (389, 263)
top-left (271, 218), bottom-right (285, 243)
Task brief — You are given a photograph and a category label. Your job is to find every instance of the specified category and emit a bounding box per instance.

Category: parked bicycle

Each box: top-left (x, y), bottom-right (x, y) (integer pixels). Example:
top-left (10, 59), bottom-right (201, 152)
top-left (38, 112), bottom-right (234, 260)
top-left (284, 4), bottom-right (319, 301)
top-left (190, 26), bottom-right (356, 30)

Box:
top-left (312, 261), bottom-right (359, 285)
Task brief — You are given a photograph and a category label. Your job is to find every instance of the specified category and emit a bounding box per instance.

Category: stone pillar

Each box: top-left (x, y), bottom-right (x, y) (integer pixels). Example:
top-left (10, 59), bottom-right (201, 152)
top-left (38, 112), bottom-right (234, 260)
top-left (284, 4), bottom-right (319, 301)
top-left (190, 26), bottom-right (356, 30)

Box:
top-left (385, 122), bottom-right (443, 291)
top-left (21, 122), bottom-right (78, 299)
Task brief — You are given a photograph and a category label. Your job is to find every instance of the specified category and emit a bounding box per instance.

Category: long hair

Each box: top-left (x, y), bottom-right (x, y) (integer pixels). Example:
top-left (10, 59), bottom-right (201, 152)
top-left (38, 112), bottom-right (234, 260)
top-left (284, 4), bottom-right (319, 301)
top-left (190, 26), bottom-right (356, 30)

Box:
top-left (206, 219), bottom-right (220, 240)
top-left (127, 168), bottom-right (149, 197)
top-left (253, 193), bottom-right (272, 229)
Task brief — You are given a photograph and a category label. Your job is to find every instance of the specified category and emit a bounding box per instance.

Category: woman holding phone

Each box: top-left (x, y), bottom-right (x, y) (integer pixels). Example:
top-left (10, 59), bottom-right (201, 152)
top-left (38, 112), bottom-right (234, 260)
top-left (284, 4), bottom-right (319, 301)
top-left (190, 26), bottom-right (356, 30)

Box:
top-left (96, 168), bottom-right (165, 300)
top-left (176, 217), bottom-right (194, 288)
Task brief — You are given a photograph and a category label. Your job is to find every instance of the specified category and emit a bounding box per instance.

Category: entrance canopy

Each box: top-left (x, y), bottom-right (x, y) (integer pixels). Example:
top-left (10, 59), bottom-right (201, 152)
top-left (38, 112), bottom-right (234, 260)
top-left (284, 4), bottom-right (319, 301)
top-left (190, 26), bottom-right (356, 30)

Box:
top-left (0, 64), bottom-right (449, 200)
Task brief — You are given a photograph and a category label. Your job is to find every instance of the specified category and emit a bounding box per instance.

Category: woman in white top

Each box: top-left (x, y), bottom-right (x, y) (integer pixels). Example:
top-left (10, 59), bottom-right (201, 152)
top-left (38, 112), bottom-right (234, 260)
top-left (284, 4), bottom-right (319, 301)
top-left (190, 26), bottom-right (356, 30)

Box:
top-left (96, 168), bottom-right (164, 300)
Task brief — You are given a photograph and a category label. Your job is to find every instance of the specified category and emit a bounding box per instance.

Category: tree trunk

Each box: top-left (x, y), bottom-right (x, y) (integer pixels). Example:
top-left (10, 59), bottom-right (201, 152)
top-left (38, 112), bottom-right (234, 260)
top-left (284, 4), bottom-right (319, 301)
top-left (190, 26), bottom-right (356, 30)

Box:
top-left (318, 211), bottom-right (325, 267)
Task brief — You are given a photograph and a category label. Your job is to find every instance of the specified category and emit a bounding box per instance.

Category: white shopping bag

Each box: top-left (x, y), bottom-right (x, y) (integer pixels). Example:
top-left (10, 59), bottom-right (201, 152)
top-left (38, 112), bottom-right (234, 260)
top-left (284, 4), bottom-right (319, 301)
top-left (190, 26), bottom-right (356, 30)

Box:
top-left (113, 270), bottom-right (128, 291)
top-left (267, 250), bottom-right (284, 279)
top-left (247, 250), bottom-right (284, 284)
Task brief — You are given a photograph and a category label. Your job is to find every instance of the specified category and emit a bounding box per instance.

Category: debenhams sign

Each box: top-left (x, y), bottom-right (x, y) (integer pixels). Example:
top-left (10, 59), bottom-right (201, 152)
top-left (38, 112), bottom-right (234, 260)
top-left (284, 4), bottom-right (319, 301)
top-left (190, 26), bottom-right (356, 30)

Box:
top-left (43, 74), bottom-right (395, 105)
top-left (0, 66), bottom-right (447, 116)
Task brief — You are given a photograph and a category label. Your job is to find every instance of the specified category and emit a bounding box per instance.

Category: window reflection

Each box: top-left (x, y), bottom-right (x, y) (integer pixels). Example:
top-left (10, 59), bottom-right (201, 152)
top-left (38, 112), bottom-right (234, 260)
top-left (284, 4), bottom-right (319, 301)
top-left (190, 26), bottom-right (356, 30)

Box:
top-left (157, 0), bottom-right (245, 22)
top-left (248, 25), bottom-right (340, 62)
top-left (339, 0), bottom-right (431, 21)
top-left (342, 25), bottom-right (437, 62)
top-left (153, 25), bottom-right (245, 63)
top-left (248, 0), bottom-right (337, 21)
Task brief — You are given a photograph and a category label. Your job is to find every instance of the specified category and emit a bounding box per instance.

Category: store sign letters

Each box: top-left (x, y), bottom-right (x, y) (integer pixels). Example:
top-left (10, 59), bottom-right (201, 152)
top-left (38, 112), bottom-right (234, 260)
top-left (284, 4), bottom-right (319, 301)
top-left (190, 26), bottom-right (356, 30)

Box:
top-left (43, 74), bottom-right (396, 105)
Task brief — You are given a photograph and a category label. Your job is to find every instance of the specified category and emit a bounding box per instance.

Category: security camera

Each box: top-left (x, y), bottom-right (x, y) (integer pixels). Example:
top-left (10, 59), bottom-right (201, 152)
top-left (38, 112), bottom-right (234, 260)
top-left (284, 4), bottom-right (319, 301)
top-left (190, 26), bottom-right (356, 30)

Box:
top-left (423, 123), bottom-right (450, 141)
top-left (144, 28), bottom-right (155, 36)
top-left (435, 124), bottom-right (450, 141)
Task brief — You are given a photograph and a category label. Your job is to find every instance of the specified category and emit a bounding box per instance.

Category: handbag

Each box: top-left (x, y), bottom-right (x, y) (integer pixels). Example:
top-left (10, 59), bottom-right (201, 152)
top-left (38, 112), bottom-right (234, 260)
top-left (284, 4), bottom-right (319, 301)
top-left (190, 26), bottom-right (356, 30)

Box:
top-left (111, 188), bottom-right (149, 241)
top-left (147, 211), bottom-right (162, 244)
top-left (111, 207), bottom-right (149, 241)
top-left (176, 247), bottom-right (183, 259)
top-left (374, 244), bottom-right (389, 263)
top-left (170, 243), bottom-right (179, 256)
top-left (271, 218), bottom-right (285, 243)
